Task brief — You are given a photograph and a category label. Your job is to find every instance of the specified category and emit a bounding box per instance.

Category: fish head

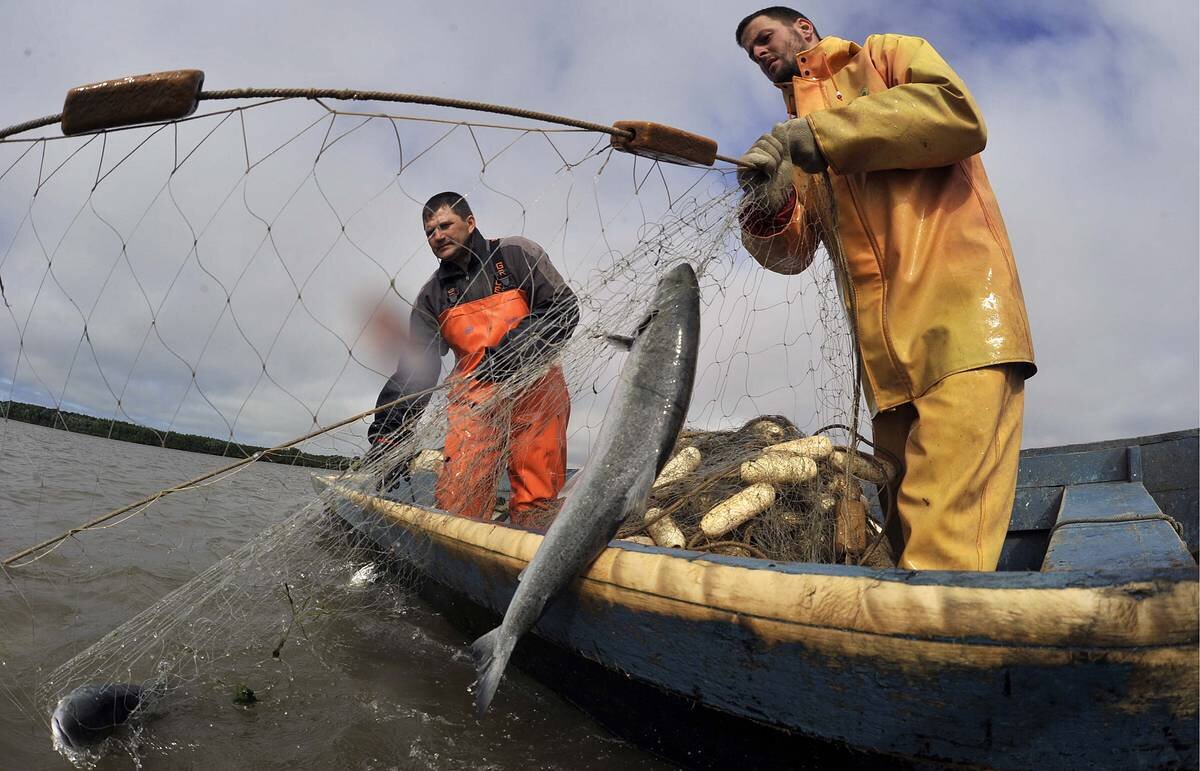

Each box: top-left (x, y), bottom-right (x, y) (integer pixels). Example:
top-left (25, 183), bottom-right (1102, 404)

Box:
top-left (628, 262), bottom-right (701, 473)
top-left (635, 263), bottom-right (699, 343)
top-left (657, 261), bottom-right (700, 296)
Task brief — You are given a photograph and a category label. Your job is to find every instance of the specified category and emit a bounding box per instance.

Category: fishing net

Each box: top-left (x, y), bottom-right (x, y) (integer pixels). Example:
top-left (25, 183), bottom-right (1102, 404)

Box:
top-left (0, 82), bottom-right (888, 764)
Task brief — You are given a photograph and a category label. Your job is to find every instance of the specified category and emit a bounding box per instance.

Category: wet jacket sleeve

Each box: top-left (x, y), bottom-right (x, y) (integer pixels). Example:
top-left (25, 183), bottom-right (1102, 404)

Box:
top-left (807, 35), bottom-right (987, 174)
top-left (739, 171), bottom-right (824, 275)
top-left (367, 296), bottom-right (444, 442)
top-left (494, 238), bottom-right (579, 366)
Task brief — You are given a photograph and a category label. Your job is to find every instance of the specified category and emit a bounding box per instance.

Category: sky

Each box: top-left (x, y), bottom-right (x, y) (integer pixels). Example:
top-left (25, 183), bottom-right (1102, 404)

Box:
top-left (1, 0), bottom-right (1197, 461)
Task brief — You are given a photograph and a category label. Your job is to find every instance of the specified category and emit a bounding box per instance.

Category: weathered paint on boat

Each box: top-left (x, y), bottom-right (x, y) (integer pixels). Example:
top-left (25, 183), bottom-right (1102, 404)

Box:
top-left (315, 429), bottom-right (1199, 769)
top-left (1002, 428), bottom-right (1198, 569)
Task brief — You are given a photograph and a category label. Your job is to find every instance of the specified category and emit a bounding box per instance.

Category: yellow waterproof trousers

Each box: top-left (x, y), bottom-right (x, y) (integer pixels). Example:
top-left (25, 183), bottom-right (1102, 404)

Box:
top-left (871, 366), bottom-right (1025, 571)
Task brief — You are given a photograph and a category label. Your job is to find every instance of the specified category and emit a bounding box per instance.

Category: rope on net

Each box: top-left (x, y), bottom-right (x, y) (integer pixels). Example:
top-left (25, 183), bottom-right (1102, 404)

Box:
top-left (1, 85), bottom-right (745, 167)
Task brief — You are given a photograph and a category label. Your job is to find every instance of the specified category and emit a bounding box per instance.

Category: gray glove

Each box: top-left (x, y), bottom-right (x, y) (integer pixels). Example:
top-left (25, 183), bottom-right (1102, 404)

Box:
top-left (472, 345), bottom-right (521, 384)
top-left (363, 432), bottom-right (416, 493)
top-left (771, 119), bottom-right (827, 174)
top-left (736, 132), bottom-right (796, 212)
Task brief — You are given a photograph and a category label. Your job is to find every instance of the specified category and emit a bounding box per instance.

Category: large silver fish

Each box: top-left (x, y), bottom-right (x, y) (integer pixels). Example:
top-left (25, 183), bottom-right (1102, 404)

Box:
top-left (470, 261), bottom-right (700, 716)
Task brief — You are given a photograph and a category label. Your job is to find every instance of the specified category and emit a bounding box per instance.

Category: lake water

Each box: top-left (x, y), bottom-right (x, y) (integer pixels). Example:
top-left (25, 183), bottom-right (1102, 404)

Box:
top-left (0, 419), bottom-right (667, 769)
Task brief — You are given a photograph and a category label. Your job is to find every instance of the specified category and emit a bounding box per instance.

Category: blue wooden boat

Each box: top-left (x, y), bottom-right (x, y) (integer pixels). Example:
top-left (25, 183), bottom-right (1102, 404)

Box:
top-left (314, 429), bottom-right (1198, 770)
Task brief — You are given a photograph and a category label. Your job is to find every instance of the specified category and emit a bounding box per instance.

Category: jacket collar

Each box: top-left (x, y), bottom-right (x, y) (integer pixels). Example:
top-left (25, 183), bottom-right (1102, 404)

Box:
top-left (436, 229), bottom-right (490, 278)
top-left (774, 36), bottom-right (860, 114)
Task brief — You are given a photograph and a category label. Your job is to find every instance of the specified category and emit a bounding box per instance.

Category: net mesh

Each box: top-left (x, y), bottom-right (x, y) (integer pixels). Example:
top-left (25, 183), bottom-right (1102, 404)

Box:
top-left (0, 93), bottom-right (886, 764)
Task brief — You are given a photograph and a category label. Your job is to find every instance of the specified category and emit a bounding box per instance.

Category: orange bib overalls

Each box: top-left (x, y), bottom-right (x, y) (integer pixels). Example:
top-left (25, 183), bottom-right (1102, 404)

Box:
top-left (435, 285), bottom-right (570, 526)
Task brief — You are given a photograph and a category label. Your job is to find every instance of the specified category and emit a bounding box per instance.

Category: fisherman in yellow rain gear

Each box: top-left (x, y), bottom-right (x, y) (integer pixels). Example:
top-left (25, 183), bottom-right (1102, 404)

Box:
top-left (734, 7), bottom-right (1036, 570)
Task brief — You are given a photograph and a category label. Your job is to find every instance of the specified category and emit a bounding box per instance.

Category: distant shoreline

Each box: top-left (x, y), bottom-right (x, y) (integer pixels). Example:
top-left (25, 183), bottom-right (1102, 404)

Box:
top-left (1, 401), bottom-right (351, 470)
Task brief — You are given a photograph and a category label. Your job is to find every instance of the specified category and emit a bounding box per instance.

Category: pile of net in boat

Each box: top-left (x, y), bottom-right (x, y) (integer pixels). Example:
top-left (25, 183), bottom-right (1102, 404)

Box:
top-left (629, 415), bottom-right (897, 567)
top-left (511, 414), bottom-right (897, 567)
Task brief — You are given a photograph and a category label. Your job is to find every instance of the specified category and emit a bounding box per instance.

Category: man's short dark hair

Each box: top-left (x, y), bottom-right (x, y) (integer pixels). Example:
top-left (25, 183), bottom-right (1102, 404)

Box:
top-left (422, 191), bottom-right (473, 222)
top-left (735, 7), bottom-right (818, 46)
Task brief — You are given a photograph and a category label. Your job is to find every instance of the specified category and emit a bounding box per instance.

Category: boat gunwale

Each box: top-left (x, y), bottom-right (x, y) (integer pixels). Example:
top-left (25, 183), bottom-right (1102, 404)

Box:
top-left (1018, 426), bottom-right (1198, 458)
top-left (319, 478), bottom-right (1199, 649)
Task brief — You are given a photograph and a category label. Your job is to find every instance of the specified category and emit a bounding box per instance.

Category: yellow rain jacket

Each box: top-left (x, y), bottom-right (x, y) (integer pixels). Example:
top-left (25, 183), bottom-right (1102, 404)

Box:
top-left (741, 35), bottom-right (1035, 413)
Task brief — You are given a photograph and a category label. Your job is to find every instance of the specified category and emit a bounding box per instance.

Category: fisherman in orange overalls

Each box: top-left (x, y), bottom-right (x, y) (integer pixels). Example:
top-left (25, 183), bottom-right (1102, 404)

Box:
top-left (734, 8), bottom-right (1036, 570)
top-left (368, 192), bottom-right (578, 526)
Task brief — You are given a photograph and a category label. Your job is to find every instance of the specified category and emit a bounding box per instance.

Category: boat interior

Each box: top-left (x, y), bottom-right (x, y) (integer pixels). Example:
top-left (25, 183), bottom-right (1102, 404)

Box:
top-left (373, 429), bottom-right (1198, 573)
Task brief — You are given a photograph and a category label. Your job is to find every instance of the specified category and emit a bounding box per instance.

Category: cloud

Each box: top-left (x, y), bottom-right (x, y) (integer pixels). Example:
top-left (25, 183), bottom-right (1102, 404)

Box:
top-left (1, 0), bottom-right (1196, 467)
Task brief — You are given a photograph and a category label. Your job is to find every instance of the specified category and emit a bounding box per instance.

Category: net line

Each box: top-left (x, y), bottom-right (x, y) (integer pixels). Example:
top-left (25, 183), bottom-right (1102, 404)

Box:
top-left (0, 93), bottom-right (879, 763)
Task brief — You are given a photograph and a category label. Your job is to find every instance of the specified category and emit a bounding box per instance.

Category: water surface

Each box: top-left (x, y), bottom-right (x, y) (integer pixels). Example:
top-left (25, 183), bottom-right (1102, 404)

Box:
top-left (0, 420), bottom-right (666, 769)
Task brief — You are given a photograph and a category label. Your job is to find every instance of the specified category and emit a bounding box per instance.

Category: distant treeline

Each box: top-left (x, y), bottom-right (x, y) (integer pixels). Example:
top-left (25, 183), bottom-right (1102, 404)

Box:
top-left (1, 401), bottom-right (351, 470)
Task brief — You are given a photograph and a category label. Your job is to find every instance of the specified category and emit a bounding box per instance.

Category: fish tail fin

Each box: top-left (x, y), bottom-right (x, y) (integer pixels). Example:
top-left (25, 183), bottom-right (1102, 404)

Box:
top-left (470, 626), bottom-right (515, 718)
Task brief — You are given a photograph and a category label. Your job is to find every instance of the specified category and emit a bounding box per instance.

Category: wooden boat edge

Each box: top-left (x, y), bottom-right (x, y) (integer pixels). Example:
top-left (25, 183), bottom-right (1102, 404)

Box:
top-left (317, 478), bottom-right (1198, 650)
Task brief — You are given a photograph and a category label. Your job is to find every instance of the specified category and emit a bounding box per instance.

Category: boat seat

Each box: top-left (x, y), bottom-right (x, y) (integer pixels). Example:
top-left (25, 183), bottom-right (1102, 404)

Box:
top-left (1041, 480), bottom-right (1195, 571)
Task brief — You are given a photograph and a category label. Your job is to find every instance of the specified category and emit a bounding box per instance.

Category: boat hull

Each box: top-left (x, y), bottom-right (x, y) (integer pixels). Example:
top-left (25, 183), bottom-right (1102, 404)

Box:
top-left (317, 478), bottom-right (1198, 770)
